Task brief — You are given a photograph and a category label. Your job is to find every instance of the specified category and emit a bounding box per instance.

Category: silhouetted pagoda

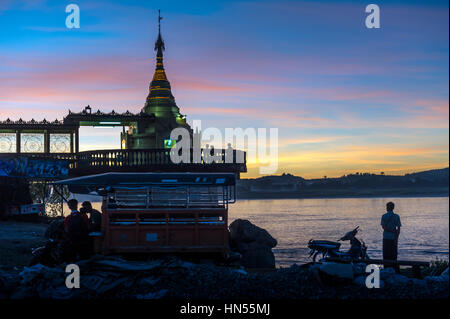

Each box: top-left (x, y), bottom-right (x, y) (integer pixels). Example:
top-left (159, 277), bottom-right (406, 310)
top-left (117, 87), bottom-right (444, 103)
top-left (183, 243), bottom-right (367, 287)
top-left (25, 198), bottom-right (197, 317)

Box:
top-left (121, 11), bottom-right (192, 149)
top-left (0, 11), bottom-right (246, 182)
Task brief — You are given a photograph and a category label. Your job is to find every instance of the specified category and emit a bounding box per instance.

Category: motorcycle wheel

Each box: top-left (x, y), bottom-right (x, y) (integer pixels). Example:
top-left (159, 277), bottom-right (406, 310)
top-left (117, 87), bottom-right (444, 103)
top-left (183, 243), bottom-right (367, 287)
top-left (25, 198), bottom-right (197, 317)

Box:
top-left (313, 252), bottom-right (324, 263)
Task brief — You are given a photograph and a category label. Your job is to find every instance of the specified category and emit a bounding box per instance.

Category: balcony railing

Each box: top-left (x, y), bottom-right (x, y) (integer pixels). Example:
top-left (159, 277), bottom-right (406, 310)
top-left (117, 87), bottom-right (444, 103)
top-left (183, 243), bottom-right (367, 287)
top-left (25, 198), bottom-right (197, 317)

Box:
top-left (77, 148), bottom-right (245, 167)
top-left (4, 148), bottom-right (247, 176)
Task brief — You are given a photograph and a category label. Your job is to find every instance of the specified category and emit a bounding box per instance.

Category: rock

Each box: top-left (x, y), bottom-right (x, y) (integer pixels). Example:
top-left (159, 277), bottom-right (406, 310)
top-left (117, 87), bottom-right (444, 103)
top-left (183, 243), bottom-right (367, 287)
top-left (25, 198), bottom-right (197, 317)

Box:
top-left (379, 267), bottom-right (422, 287)
top-left (136, 289), bottom-right (167, 299)
top-left (0, 256), bottom-right (448, 299)
top-left (19, 263), bottom-right (65, 286)
top-left (319, 262), bottom-right (354, 279)
top-left (0, 269), bottom-right (18, 299)
top-left (383, 273), bottom-right (411, 286)
top-left (229, 219), bottom-right (277, 268)
top-left (44, 219), bottom-right (65, 239)
top-left (233, 269), bottom-right (248, 276)
top-left (17, 263), bottom-right (71, 298)
top-left (229, 219), bottom-right (277, 248)
top-left (238, 242), bottom-right (276, 268)
top-left (91, 257), bottom-right (163, 271)
top-left (380, 267), bottom-right (396, 280)
top-left (353, 275), bottom-right (385, 288)
top-left (425, 267), bottom-right (449, 283)
top-left (352, 262), bottom-right (367, 277)
top-left (353, 275), bottom-right (366, 287)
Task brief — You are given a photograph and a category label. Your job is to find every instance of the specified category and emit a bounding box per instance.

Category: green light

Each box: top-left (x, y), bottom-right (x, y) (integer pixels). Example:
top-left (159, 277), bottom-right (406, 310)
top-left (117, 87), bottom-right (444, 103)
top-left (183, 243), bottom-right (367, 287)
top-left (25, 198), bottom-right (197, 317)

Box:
top-left (164, 139), bottom-right (176, 148)
top-left (99, 122), bottom-right (122, 125)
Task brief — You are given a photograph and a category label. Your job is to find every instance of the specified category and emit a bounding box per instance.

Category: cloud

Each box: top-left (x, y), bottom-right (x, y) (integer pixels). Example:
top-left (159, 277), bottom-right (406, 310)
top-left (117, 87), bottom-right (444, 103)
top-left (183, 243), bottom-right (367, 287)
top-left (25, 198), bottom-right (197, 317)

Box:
top-left (0, 0), bottom-right (447, 178)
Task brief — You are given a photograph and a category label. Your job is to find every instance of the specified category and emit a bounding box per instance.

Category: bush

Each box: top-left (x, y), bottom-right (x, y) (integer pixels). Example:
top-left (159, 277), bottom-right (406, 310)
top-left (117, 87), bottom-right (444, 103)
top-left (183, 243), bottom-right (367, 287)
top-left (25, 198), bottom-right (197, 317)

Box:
top-left (422, 258), bottom-right (449, 277)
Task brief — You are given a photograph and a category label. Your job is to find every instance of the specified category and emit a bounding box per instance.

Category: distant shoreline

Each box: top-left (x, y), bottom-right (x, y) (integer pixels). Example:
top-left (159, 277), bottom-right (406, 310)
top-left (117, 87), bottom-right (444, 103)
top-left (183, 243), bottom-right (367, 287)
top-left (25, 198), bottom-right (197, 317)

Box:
top-left (237, 194), bottom-right (449, 200)
top-left (236, 187), bottom-right (449, 200)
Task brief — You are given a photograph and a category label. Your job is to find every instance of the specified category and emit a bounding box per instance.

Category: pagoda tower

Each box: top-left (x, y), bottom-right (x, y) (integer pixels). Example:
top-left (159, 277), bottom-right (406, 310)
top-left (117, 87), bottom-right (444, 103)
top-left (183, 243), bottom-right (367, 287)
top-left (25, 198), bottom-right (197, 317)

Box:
top-left (122, 11), bottom-right (191, 149)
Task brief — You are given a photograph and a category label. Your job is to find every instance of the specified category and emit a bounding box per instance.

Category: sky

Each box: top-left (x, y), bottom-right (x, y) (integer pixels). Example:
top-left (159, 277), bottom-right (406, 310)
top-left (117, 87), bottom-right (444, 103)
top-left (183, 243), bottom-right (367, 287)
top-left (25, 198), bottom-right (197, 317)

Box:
top-left (0, 0), bottom-right (448, 178)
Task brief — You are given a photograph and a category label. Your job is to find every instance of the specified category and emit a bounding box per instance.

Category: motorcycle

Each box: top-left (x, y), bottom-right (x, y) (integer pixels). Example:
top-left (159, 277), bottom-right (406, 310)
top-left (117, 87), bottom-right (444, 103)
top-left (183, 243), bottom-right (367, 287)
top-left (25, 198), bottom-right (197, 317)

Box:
top-left (308, 226), bottom-right (369, 263)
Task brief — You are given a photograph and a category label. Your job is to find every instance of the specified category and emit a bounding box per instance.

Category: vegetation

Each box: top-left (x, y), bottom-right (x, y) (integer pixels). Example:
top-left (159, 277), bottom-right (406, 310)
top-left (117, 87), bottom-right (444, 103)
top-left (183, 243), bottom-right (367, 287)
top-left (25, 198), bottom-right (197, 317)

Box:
top-left (422, 258), bottom-right (449, 277)
top-left (29, 181), bottom-right (70, 217)
top-left (238, 168), bottom-right (449, 198)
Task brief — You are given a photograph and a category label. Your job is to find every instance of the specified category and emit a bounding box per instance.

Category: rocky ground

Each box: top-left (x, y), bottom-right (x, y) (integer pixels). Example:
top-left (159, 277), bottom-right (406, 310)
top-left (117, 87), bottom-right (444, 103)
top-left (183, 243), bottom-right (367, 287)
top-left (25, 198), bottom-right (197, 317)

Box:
top-left (0, 220), bottom-right (448, 300)
top-left (0, 255), bottom-right (448, 299)
top-left (0, 221), bottom-right (47, 270)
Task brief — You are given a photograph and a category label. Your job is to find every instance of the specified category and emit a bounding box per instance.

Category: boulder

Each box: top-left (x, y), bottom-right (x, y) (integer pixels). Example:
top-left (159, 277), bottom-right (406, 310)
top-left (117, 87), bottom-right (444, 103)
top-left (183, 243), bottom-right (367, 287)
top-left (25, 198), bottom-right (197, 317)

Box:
top-left (229, 219), bottom-right (277, 269)
top-left (319, 262), bottom-right (354, 279)
top-left (45, 218), bottom-right (65, 239)
top-left (380, 267), bottom-right (396, 280)
top-left (229, 219), bottom-right (277, 248)
top-left (383, 273), bottom-right (411, 286)
top-left (353, 275), bottom-right (385, 288)
top-left (425, 267), bottom-right (449, 283)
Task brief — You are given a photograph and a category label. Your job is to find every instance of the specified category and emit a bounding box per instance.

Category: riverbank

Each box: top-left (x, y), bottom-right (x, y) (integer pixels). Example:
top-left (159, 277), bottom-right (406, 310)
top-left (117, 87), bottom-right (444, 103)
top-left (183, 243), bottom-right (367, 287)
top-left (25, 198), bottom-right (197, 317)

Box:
top-left (0, 221), bottom-right (47, 271)
top-left (1, 254), bottom-right (448, 299)
top-left (0, 221), bottom-right (448, 299)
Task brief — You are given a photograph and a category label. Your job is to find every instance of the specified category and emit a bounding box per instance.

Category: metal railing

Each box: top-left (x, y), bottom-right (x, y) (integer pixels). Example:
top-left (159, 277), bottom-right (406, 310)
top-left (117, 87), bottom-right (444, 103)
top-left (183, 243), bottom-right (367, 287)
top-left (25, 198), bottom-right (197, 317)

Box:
top-left (0, 148), bottom-right (247, 176)
top-left (75, 148), bottom-right (246, 168)
top-left (106, 184), bottom-right (235, 210)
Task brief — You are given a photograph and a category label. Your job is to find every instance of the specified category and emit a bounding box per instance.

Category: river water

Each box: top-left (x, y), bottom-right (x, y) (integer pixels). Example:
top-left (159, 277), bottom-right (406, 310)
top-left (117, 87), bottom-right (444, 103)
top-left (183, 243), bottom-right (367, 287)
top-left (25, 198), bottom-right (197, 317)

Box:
top-left (69, 196), bottom-right (449, 267)
top-left (229, 197), bottom-right (449, 267)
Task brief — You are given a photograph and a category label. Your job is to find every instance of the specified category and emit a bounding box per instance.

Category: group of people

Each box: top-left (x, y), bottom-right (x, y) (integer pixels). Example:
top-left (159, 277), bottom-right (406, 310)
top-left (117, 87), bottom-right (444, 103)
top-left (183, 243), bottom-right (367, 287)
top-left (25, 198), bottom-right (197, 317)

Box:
top-left (62, 198), bottom-right (403, 268)
top-left (64, 199), bottom-right (101, 262)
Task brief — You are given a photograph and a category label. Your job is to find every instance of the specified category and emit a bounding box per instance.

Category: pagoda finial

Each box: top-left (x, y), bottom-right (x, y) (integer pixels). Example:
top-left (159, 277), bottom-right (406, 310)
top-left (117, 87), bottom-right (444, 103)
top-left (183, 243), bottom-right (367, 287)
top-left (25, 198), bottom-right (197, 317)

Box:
top-left (155, 9), bottom-right (165, 59)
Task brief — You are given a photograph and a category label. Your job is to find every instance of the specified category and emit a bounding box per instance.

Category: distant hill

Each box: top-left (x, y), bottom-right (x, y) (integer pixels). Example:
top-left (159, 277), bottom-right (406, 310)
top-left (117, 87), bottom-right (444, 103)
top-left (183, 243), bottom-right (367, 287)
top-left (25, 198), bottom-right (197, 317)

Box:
top-left (237, 168), bottom-right (449, 199)
top-left (407, 167), bottom-right (449, 180)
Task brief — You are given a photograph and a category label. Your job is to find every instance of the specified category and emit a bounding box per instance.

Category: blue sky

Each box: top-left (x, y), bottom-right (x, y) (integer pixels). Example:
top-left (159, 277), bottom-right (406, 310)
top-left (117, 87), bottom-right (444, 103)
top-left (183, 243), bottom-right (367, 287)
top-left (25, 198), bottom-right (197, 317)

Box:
top-left (0, 0), bottom-right (448, 177)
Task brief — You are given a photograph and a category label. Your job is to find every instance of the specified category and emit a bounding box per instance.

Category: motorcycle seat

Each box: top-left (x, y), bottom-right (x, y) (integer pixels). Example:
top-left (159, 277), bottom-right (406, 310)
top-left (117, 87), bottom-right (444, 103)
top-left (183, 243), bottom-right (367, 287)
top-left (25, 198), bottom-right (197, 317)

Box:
top-left (308, 240), bottom-right (341, 250)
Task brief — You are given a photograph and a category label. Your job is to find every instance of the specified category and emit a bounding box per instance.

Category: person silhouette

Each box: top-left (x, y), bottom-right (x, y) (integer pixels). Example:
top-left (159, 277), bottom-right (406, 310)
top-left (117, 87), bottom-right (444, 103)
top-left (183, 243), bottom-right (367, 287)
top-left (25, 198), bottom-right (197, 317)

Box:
top-left (381, 201), bottom-right (402, 272)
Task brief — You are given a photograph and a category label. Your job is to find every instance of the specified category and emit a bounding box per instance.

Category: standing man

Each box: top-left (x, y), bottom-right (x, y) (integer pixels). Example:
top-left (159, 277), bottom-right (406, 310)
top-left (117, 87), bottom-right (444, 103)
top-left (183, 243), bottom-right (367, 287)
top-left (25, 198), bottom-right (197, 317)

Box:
top-left (381, 201), bottom-right (401, 272)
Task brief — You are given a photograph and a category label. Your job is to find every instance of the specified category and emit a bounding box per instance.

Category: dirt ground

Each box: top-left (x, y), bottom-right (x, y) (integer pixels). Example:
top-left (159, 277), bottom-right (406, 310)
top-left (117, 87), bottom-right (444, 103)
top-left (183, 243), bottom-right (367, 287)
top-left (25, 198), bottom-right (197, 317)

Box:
top-left (0, 221), bottom-right (48, 271)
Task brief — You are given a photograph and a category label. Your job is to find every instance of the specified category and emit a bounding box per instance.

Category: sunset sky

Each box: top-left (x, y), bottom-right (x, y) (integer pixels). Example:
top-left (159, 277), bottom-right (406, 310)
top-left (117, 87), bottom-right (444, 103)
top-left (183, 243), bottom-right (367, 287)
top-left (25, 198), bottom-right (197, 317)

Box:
top-left (0, 0), bottom-right (448, 178)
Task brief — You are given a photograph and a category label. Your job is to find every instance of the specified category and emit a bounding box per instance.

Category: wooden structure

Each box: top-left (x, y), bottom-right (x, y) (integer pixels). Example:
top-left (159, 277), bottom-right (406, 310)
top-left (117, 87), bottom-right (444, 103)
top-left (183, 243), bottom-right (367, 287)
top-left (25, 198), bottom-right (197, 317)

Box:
top-left (53, 172), bottom-right (236, 257)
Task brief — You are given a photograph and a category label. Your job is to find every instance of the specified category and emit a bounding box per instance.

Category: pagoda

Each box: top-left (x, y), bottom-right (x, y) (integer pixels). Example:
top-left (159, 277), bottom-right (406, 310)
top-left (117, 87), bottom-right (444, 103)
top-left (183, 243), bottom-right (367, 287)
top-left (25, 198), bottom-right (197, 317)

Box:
top-left (121, 11), bottom-right (192, 149)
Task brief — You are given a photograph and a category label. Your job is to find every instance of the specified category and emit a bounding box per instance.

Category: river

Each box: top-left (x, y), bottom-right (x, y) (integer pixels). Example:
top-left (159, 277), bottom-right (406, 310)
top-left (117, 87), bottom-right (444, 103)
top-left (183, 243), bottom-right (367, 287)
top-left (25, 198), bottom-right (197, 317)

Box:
top-left (68, 196), bottom-right (449, 267)
top-left (229, 197), bottom-right (449, 267)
